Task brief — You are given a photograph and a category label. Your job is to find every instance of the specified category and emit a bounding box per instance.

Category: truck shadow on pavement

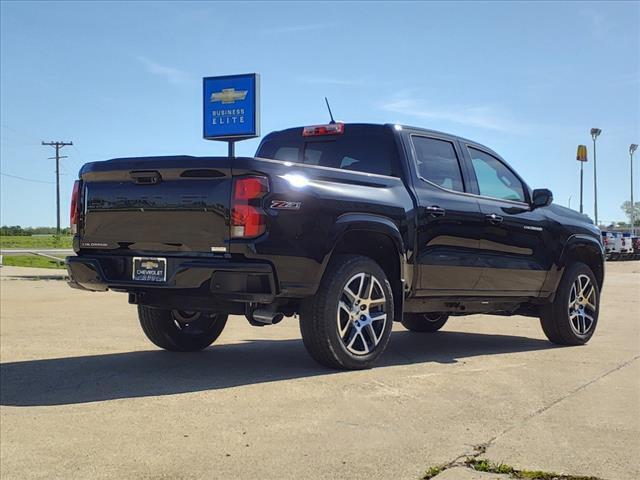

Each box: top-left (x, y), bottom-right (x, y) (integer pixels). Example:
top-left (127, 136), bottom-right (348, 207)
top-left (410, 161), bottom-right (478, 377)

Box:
top-left (0, 330), bottom-right (557, 407)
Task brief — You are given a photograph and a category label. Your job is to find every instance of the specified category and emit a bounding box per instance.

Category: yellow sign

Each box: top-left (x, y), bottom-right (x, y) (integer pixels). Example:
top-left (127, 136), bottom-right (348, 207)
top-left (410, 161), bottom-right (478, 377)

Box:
top-left (576, 145), bottom-right (588, 162)
top-left (210, 88), bottom-right (248, 104)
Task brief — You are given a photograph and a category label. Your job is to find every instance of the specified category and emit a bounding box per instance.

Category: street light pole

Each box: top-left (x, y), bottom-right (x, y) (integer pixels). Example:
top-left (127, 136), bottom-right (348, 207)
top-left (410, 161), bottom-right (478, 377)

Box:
top-left (631, 144), bottom-right (638, 236)
top-left (591, 128), bottom-right (602, 226)
top-left (580, 160), bottom-right (584, 213)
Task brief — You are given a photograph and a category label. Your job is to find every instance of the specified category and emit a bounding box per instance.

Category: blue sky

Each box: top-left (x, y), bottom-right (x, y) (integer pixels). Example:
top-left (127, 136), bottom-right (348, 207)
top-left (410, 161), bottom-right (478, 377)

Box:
top-left (1, 1), bottom-right (638, 227)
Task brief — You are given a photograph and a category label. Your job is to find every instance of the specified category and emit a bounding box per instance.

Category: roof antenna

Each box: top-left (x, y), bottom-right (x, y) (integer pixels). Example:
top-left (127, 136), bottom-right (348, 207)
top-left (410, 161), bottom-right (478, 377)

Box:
top-left (325, 97), bottom-right (336, 124)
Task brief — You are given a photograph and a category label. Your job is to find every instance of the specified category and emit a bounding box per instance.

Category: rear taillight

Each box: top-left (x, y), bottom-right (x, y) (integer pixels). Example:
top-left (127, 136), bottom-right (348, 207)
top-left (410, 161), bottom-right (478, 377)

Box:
top-left (70, 180), bottom-right (80, 234)
top-left (231, 176), bottom-right (268, 238)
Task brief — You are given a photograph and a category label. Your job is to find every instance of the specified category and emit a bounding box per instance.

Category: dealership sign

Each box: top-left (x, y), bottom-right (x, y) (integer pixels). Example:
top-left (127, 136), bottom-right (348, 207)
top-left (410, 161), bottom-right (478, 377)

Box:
top-left (203, 73), bottom-right (260, 141)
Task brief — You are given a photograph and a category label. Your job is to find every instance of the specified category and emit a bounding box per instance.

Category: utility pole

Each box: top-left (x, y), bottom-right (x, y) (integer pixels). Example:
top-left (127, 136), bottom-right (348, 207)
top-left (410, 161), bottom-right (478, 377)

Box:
top-left (631, 144), bottom-right (638, 236)
top-left (42, 140), bottom-right (73, 234)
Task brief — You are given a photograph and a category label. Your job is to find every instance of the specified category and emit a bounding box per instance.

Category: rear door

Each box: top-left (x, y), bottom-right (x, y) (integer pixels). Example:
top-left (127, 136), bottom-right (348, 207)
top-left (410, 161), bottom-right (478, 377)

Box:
top-left (80, 156), bottom-right (232, 253)
top-left (461, 145), bottom-right (549, 294)
top-left (406, 133), bottom-right (486, 294)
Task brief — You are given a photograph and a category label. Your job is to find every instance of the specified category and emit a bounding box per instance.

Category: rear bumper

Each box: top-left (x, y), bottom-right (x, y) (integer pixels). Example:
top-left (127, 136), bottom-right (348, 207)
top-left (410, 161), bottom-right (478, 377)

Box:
top-left (66, 255), bottom-right (277, 303)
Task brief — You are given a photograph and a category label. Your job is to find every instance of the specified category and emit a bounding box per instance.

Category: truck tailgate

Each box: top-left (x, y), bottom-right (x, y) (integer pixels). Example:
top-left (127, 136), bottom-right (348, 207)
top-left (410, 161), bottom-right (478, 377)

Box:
top-left (79, 156), bottom-right (231, 253)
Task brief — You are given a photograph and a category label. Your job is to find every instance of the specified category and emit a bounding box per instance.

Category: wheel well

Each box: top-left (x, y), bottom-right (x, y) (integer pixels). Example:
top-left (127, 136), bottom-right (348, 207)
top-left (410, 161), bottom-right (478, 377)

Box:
top-left (331, 230), bottom-right (403, 319)
top-left (565, 244), bottom-right (604, 289)
top-left (333, 231), bottom-right (401, 284)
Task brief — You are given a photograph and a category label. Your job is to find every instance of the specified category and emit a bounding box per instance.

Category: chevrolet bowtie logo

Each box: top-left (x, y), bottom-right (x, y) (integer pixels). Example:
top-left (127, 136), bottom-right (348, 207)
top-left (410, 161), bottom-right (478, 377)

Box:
top-left (210, 88), bottom-right (248, 104)
top-left (140, 261), bottom-right (159, 269)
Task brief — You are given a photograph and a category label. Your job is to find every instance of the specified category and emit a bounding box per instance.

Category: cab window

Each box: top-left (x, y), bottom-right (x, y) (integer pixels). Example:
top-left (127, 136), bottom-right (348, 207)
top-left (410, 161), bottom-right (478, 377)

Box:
top-left (468, 147), bottom-right (525, 202)
top-left (256, 125), bottom-right (398, 176)
top-left (411, 136), bottom-right (465, 192)
top-left (257, 138), bottom-right (300, 162)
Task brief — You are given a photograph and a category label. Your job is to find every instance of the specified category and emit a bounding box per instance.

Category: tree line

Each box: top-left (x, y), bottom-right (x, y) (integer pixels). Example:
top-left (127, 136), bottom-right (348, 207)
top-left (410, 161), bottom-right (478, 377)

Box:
top-left (1, 225), bottom-right (72, 236)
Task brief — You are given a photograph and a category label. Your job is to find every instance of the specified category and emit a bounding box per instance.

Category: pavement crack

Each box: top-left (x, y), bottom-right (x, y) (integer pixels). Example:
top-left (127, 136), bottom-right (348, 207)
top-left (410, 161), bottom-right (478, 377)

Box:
top-left (422, 355), bottom-right (639, 479)
top-left (487, 354), bottom-right (640, 445)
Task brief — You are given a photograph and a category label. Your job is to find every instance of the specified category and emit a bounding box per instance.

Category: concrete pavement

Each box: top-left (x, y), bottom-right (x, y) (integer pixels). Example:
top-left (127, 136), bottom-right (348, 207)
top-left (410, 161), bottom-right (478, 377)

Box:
top-left (1, 263), bottom-right (638, 480)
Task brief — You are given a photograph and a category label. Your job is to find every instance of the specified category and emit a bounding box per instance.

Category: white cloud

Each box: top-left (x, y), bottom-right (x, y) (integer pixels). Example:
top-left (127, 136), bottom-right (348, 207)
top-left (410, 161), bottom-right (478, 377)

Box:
top-left (609, 72), bottom-right (640, 87)
top-left (379, 93), bottom-right (522, 132)
top-left (260, 22), bottom-right (337, 34)
top-left (296, 75), bottom-right (369, 87)
top-left (579, 8), bottom-right (611, 39)
top-left (137, 56), bottom-right (192, 85)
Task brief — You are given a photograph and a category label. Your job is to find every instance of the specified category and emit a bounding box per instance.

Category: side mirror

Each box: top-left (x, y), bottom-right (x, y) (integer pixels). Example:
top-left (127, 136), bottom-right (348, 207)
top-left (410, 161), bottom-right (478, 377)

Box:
top-left (532, 188), bottom-right (553, 208)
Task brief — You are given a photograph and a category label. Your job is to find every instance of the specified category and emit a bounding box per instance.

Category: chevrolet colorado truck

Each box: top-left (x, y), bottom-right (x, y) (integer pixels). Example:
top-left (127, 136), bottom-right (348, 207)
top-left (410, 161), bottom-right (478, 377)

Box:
top-left (66, 123), bottom-right (604, 370)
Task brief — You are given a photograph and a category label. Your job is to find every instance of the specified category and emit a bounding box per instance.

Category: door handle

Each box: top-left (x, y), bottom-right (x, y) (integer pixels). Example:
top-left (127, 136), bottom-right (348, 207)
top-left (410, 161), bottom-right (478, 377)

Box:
top-left (425, 206), bottom-right (446, 217)
top-left (485, 213), bottom-right (504, 224)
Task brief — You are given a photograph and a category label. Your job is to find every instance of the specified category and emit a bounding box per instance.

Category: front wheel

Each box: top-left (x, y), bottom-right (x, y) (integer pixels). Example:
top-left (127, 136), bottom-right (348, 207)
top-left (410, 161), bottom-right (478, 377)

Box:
top-left (540, 262), bottom-right (600, 345)
top-left (401, 313), bottom-right (449, 332)
top-left (138, 306), bottom-right (228, 352)
top-left (300, 255), bottom-right (394, 370)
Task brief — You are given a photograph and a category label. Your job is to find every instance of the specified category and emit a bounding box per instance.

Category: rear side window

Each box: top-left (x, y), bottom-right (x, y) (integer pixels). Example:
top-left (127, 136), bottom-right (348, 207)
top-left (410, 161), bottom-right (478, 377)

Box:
top-left (256, 125), bottom-right (398, 176)
top-left (257, 138), bottom-right (300, 162)
top-left (411, 136), bottom-right (465, 192)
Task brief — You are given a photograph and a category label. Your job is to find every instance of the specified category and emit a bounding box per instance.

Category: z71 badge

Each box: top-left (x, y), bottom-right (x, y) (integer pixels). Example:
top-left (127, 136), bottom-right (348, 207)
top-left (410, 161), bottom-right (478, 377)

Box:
top-left (270, 200), bottom-right (302, 210)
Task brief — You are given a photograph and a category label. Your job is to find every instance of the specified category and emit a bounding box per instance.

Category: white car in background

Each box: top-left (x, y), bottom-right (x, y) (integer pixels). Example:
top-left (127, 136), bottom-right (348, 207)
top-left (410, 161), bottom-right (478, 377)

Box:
top-left (602, 232), bottom-right (622, 260)
top-left (620, 234), bottom-right (635, 256)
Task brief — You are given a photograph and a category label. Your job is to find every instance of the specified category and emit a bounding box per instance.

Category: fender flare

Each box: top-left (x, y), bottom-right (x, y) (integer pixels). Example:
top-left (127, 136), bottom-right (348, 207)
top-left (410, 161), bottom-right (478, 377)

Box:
top-left (544, 234), bottom-right (605, 297)
top-left (559, 234), bottom-right (605, 268)
top-left (329, 212), bottom-right (405, 256)
top-left (315, 213), bottom-right (408, 321)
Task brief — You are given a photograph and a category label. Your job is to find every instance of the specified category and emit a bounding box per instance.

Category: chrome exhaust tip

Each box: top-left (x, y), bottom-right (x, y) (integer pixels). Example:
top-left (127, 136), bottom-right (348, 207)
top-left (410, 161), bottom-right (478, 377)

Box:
top-left (250, 309), bottom-right (284, 325)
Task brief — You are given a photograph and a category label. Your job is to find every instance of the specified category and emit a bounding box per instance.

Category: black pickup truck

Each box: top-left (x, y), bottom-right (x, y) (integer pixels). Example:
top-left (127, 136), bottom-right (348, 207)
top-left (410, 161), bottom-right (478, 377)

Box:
top-left (67, 123), bottom-right (604, 369)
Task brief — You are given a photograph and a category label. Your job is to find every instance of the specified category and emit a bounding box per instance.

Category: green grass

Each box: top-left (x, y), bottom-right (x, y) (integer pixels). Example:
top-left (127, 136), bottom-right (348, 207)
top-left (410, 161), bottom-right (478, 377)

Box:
top-left (0, 235), bottom-right (72, 249)
top-left (466, 459), bottom-right (602, 480)
top-left (2, 255), bottom-right (66, 269)
top-left (469, 459), bottom-right (515, 475)
top-left (422, 457), bottom-right (602, 480)
top-left (422, 466), bottom-right (443, 479)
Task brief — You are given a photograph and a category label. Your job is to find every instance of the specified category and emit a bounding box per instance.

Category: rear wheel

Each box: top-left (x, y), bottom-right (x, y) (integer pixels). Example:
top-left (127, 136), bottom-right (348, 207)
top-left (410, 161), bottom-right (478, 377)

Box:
top-left (300, 255), bottom-right (394, 370)
top-left (540, 262), bottom-right (599, 345)
top-left (401, 312), bottom-right (449, 332)
top-left (138, 306), bottom-right (228, 352)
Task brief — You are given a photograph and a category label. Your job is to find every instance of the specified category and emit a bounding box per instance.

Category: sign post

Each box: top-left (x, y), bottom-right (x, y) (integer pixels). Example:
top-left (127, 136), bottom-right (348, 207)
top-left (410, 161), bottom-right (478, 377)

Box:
top-left (203, 73), bottom-right (260, 157)
top-left (576, 145), bottom-right (588, 214)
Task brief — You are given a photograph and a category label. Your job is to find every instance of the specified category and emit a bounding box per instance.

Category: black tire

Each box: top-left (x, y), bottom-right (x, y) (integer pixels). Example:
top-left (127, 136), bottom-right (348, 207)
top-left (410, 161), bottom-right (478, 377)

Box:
top-left (540, 262), bottom-right (600, 345)
top-left (138, 306), bottom-right (228, 352)
top-left (299, 254), bottom-right (394, 370)
top-left (401, 312), bottom-right (449, 332)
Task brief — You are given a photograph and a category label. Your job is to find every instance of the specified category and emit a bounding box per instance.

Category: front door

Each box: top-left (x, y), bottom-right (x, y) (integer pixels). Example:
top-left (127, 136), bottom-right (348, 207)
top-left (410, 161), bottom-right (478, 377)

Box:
top-left (463, 146), bottom-right (549, 295)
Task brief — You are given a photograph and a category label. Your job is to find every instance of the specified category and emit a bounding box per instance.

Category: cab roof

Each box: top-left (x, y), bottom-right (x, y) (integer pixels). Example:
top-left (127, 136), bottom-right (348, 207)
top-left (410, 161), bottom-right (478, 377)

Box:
top-left (268, 122), bottom-right (495, 148)
top-left (263, 122), bottom-right (499, 158)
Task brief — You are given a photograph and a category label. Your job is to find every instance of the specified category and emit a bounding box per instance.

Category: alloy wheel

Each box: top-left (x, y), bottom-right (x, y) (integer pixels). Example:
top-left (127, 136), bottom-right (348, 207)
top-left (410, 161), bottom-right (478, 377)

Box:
top-left (567, 274), bottom-right (597, 335)
top-left (337, 272), bottom-right (387, 355)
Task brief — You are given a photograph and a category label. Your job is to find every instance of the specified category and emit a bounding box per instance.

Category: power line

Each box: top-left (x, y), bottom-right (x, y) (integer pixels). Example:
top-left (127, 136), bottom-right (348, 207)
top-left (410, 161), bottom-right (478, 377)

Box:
top-left (42, 141), bottom-right (73, 234)
top-left (1, 124), bottom-right (41, 145)
top-left (71, 144), bottom-right (87, 164)
top-left (0, 172), bottom-right (55, 184)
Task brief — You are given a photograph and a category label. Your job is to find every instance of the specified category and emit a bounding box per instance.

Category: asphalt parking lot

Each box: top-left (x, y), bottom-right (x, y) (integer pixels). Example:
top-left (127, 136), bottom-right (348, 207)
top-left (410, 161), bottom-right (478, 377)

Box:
top-left (1, 263), bottom-right (638, 480)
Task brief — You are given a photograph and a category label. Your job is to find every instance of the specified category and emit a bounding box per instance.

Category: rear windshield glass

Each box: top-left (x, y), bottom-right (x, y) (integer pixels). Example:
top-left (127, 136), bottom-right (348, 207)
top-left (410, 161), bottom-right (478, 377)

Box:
top-left (256, 125), bottom-right (398, 176)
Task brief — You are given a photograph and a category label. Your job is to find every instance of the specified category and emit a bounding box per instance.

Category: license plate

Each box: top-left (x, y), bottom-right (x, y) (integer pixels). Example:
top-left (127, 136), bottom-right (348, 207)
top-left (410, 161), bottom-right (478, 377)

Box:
top-left (132, 257), bottom-right (167, 282)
